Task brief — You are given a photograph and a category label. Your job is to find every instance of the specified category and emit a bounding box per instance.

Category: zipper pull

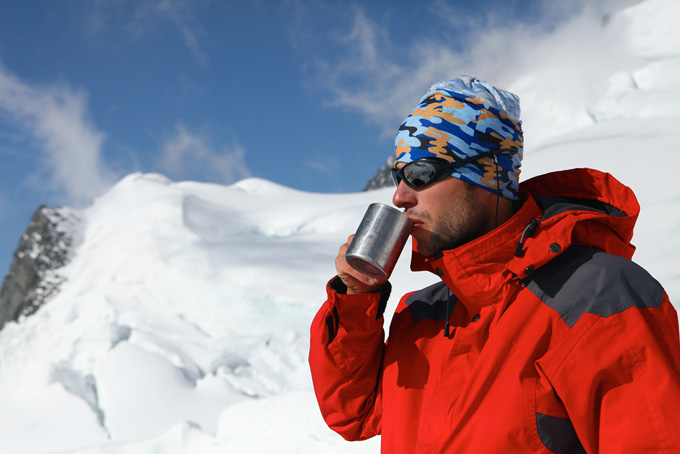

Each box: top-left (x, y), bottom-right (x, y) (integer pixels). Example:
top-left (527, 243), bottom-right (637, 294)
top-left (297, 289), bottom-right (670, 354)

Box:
top-left (515, 218), bottom-right (539, 257)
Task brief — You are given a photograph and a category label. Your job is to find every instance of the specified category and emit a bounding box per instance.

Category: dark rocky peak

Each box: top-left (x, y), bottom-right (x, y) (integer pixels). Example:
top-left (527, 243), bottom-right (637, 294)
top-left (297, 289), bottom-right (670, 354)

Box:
top-left (363, 155), bottom-right (395, 192)
top-left (0, 205), bottom-right (82, 330)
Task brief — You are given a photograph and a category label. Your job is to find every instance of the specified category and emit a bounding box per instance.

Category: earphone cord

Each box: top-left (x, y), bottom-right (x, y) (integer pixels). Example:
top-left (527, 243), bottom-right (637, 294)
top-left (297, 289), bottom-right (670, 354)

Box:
top-left (494, 156), bottom-right (500, 228)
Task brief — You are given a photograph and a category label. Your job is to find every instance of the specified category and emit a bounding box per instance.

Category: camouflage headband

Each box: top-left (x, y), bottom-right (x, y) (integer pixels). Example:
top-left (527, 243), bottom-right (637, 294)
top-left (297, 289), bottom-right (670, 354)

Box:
top-left (394, 76), bottom-right (524, 200)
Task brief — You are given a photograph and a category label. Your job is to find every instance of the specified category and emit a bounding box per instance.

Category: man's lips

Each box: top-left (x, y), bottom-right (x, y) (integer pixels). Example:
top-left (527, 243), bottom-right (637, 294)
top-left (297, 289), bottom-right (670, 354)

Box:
top-left (407, 216), bottom-right (425, 230)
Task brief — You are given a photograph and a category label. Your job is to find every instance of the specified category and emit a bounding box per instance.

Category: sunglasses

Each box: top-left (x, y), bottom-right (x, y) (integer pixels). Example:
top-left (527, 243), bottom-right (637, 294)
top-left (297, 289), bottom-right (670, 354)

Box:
top-left (391, 150), bottom-right (511, 189)
top-left (390, 158), bottom-right (457, 189)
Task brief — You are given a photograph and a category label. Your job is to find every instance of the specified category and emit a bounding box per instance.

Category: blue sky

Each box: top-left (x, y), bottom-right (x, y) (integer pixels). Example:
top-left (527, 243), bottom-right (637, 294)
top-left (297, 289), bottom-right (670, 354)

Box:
top-left (0, 0), bottom-right (631, 277)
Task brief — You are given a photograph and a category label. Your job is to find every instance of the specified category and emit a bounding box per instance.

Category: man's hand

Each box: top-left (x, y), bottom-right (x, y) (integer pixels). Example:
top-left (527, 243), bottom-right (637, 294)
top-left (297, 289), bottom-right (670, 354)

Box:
top-left (335, 235), bottom-right (388, 294)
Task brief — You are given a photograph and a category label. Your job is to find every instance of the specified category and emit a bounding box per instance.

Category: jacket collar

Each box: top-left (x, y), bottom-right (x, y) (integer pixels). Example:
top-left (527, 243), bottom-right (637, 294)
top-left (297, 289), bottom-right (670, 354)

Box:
top-left (408, 168), bottom-right (640, 313)
top-left (410, 195), bottom-right (542, 312)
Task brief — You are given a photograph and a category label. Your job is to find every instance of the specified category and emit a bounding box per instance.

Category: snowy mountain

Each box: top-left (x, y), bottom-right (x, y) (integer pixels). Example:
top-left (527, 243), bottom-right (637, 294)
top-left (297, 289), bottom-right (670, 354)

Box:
top-left (0, 0), bottom-right (678, 452)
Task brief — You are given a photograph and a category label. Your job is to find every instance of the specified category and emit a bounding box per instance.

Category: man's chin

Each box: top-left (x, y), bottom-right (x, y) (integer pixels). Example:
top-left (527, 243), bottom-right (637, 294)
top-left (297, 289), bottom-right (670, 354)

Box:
top-left (412, 234), bottom-right (438, 258)
top-left (414, 243), bottom-right (438, 259)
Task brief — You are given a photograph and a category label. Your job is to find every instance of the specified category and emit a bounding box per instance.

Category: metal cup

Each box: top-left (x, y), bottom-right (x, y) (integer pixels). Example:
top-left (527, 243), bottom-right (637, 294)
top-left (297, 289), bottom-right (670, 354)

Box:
top-left (345, 203), bottom-right (413, 280)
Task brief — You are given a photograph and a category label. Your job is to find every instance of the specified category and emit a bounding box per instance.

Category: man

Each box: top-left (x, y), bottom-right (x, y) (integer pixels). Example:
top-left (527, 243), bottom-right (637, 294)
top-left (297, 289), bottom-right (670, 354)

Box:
top-left (309, 76), bottom-right (680, 453)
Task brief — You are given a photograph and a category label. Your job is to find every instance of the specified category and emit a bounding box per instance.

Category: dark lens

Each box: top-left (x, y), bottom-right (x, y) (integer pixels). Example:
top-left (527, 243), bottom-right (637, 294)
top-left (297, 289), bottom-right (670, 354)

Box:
top-left (390, 168), bottom-right (402, 187)
top-left (392, 159), bottom-right (453, 189)
top-left (404, 161), bottom-right (437, 188)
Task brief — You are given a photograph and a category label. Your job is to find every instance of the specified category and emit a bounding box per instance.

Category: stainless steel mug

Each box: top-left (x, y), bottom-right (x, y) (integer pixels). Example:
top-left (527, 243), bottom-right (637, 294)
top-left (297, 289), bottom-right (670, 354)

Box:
top-left (345, 203), bottom-right (413, 280)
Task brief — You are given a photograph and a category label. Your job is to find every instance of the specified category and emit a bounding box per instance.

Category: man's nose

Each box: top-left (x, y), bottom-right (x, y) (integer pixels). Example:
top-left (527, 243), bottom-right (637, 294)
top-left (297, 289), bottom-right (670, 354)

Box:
top-left (393, 181), bottom-right (416, 209)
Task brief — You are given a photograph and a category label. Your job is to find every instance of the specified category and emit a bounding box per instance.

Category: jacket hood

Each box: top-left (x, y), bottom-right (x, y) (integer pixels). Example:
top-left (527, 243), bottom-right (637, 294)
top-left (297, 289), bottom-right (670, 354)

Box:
top-left (409, 168), bottom-right (640, 311)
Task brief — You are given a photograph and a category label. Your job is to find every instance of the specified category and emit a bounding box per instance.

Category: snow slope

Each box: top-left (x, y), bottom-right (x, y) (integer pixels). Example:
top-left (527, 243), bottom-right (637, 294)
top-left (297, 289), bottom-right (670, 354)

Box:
top-left (0, 0), bottom-right (678, 452)
top-left (0, 175), bottom-right (428, 453)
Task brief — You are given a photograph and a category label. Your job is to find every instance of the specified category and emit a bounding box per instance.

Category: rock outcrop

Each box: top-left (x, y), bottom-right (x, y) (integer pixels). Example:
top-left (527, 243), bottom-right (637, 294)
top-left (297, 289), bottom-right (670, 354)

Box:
top-left (363, 155), bottom-right (395, 191)
top-left (0, 205), bottom-right (81, 330)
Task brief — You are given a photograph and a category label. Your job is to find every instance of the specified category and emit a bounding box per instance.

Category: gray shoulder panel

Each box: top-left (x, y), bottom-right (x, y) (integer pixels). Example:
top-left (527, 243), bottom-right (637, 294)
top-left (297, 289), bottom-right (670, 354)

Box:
top-left (406, 281), bottom-right (456, 323)
top-left (524, 246), bottom-right (665, 328)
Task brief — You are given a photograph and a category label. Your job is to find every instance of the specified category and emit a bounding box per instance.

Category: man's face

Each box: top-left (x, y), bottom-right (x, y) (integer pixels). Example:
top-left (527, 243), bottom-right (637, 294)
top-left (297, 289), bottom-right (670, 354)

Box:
top-left (392, 163), bottom-right (494, 258)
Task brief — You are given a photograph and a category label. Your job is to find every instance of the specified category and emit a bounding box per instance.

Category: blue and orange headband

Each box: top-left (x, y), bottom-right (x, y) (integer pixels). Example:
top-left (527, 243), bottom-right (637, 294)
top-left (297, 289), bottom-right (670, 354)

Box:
top-left (394, 76), bottom-right (524, 200)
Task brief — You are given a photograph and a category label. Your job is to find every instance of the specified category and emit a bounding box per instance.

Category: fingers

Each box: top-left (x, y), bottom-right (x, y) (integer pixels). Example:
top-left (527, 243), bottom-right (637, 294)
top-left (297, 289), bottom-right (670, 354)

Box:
top-left (335, 235), bottom-right (387, 294)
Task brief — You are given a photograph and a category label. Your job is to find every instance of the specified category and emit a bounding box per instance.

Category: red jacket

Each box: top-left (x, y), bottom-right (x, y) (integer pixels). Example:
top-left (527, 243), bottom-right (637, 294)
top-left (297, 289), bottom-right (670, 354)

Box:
top-left (309, 168), bottom-right (680, 453)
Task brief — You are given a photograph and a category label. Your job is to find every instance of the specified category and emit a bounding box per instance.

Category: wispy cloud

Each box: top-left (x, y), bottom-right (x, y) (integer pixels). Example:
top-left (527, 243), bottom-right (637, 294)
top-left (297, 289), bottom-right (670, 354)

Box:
top-left (87, 0), bottom-right (208, 66)
top-left (0, 63), bottom-right (115, 206)
top-left (292, 5), bottom-right (428, 140)
top-left (137, 0), bottom-right (208, 66)
top-left (298, 1), bottom-right (642, 148)
top-left (157, 123), bottom-right (251, 184)
top-left (304, 155), bottom-right (340, 176)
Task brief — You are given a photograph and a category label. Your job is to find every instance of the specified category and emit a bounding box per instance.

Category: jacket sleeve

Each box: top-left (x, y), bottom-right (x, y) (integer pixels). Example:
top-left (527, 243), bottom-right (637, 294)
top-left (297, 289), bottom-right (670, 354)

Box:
top-left (546, 294), bottom-right (680, 453)
top-left (308, 276), bottom-right (391, 441)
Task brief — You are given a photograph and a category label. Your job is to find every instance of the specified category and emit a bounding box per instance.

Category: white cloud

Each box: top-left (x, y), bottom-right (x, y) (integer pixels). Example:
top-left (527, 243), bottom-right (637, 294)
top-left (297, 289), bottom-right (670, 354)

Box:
top-left (142, 0), bottom-right (208, 65)
top-left (302, 1), bottom-right (646, 148)
top-left (304, 156), bottom-right (340, 176)
top-left (0, 63), bottom-right (114, 206)
top-left (88, 0), bottom-right (208, 66)
top-left (157, 123), bottom-right (251, 184)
